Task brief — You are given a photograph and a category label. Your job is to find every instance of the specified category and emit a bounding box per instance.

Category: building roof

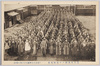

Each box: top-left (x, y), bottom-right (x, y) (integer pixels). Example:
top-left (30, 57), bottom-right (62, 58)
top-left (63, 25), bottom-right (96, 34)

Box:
top-left (29, 5), bottom-right (37, 7)
top-left (7, 11), bottom-right (19, 16)
top-left (17, 8), bottom-right (25, 11)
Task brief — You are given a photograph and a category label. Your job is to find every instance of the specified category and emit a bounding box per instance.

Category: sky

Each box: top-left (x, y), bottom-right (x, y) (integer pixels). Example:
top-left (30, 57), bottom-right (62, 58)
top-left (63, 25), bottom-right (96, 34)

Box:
top-left (4, 4), bottom-right (72, 11)
top-left (4, 4), bottom-right (93, 12)
top-left (4, 4), bottom-right (30, 11)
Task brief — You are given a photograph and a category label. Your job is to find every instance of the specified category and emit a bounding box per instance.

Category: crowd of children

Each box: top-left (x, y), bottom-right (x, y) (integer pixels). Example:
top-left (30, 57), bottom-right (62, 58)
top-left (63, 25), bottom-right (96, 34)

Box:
top-left (4, 8), bottom-right (95, 60)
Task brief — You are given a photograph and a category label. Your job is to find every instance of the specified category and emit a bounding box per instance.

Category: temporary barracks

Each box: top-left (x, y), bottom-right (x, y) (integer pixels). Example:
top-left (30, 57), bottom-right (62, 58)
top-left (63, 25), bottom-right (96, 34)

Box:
top-left (29, 5), bottom-right (39, 16)
top-left (4, 5), bottom-right (39, 29)
top-left (4, 11), bottom-right (21, 29)
top-left (75, 5), bottom-right (96, 16)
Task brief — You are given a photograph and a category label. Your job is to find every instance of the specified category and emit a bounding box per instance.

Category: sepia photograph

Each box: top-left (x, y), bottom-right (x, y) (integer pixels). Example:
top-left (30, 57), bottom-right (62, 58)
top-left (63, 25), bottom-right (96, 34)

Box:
top-left (1, 1), bottom-right (99, 65)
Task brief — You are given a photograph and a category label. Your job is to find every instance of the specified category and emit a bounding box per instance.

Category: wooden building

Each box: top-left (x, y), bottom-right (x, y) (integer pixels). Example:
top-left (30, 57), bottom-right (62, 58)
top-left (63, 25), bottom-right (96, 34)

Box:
top-left (66, 5), bottom-right (70, 12)
top-left (23, 7), bottom-right (29, 19)
top-left (70, 5), bottom-right (76, 14)
top-left (75, 5), bottom-right (96, 16)
top-left (52, 5), bottom-right (60, 10)
top-left (6, 11), bottom-right (20, 28)
top-left (37, 5), bottom-right (45, 14)
top-left (4, 12), bottom-right (9, 29)
top-left (29, 5), bottom-right (39, 15)
top-left (16, 8), bottom-right (24, 20)
top-left (45, 5), bottom-right (52, 12)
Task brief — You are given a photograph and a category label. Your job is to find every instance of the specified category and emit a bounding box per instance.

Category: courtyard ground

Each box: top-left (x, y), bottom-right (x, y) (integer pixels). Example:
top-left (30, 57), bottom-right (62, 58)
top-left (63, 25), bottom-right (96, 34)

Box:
top-left (4, 15), bottom-right (96, 61)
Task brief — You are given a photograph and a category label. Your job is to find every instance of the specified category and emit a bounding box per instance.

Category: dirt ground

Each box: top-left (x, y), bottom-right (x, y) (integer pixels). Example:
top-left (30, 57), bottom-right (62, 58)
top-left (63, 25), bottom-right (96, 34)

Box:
top-left (76, 16), bottom-right (96, 37)
top-left (4, 15), bottom-right (96, 61)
